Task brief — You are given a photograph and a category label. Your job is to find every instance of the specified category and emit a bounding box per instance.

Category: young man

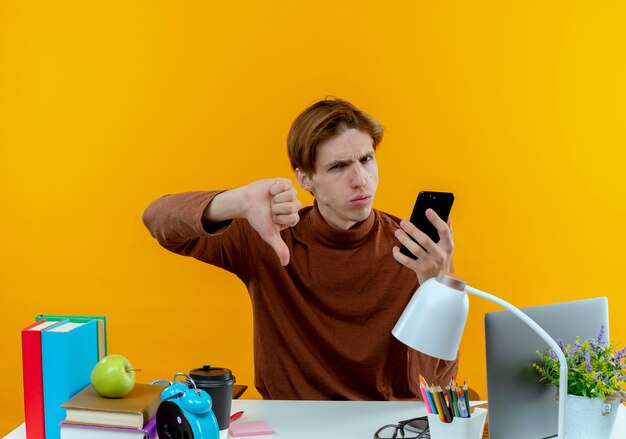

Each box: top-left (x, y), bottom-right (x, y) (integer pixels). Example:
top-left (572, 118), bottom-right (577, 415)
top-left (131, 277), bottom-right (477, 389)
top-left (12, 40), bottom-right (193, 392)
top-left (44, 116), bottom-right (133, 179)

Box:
top-left (142, 98), bottom-right (457, 400)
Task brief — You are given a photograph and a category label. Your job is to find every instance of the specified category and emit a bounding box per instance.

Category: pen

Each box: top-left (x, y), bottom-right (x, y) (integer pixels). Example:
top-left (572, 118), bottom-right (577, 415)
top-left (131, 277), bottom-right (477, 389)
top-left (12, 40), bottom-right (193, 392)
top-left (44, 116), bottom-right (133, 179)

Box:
top-left (458, 395), bottom-right (469, 418)
top-left (230, 411), bottom-right (244, 423)
top-left (463, 382), bottom-right (471, 417)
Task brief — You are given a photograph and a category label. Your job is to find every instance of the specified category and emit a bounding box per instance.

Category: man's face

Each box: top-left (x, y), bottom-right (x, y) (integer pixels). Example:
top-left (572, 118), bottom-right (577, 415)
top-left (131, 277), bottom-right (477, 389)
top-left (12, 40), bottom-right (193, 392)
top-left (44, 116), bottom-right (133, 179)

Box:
top-left (296, 128), bottom-right (379, 230)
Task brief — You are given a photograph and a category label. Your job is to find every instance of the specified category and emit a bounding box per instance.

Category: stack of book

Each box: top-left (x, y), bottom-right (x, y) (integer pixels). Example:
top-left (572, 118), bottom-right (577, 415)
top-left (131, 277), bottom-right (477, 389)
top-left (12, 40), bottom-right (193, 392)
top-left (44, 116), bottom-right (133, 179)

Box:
top-left (21, 315), bottom-right (106, 439)
top-left (58, 384), bottom-right (164, 438)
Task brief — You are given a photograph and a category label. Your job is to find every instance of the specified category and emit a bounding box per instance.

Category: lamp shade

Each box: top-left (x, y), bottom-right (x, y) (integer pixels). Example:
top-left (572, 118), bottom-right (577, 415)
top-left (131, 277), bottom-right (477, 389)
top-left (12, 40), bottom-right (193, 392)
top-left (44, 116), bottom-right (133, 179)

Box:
top-left (392, 272), bottom-right (469, 361)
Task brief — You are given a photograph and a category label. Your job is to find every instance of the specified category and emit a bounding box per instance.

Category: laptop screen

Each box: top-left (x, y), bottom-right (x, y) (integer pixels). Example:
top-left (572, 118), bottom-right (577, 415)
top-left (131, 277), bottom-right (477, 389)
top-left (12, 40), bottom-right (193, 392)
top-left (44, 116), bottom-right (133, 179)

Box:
top-left (484, 297), bottom-right (609, 439)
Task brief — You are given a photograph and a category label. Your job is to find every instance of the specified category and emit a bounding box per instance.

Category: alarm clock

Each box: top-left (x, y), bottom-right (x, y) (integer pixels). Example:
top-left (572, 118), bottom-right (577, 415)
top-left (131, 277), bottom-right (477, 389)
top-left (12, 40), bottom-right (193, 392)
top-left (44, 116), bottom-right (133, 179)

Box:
top-left (156, 373), bottom-right (219, 439)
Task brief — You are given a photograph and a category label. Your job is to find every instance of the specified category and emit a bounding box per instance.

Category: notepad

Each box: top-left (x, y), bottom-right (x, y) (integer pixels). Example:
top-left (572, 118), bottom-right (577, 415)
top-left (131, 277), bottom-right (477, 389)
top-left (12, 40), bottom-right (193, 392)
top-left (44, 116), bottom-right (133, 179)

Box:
top-left (229, 420), bottom-right (274, 437)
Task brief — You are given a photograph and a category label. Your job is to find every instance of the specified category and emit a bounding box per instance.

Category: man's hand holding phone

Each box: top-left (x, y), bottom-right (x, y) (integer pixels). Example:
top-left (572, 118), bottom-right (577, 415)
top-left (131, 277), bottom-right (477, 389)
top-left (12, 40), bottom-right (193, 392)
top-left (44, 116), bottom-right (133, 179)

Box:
top-left (392, 191), bottom-right (455, 285)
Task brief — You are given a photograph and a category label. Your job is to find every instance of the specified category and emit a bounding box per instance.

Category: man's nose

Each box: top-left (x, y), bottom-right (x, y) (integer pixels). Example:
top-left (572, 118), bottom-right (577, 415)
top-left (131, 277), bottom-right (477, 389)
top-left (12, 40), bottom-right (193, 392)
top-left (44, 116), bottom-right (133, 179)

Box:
top-left (350, 165), bottom-right (368, 187)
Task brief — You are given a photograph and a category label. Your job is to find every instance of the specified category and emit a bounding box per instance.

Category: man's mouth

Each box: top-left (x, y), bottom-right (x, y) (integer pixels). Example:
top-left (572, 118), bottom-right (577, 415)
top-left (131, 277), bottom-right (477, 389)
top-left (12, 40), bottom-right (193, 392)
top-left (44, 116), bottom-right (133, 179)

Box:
top-left (350, 195), bottom-right (371, 205)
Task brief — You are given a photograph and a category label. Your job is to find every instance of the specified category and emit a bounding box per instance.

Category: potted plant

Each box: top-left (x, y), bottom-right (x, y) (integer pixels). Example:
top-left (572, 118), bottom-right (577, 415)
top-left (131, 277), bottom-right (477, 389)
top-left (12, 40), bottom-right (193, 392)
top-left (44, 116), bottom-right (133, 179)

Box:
top-left (533, 324), bottom-right (626, 438)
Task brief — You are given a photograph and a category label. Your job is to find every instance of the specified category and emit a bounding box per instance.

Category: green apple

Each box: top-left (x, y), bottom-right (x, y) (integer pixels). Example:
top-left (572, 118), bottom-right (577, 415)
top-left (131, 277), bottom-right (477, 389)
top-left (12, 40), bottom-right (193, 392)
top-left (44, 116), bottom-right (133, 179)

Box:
top-left (90, 354), bottom-right (140, 398)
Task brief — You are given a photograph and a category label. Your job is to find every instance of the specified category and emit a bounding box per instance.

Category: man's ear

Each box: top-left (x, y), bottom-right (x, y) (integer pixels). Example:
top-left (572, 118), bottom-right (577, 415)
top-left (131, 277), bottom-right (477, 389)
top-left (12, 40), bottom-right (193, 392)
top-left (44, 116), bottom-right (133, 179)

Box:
top-left (295, 168), bottom-right (313, 193)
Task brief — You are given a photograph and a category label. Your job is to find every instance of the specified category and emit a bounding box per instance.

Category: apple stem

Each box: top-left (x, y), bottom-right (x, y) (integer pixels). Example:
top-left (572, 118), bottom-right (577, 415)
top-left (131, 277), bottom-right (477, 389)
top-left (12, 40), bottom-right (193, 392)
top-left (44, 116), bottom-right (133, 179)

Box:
top-left (126, 367), bottom-right (142, 372)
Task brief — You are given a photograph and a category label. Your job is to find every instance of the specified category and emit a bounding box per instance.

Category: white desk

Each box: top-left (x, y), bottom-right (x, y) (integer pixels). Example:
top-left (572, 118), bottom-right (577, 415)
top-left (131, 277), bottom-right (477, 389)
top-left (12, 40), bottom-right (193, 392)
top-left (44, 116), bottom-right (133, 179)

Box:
top-left (5, 399), bottom-right (626, 438)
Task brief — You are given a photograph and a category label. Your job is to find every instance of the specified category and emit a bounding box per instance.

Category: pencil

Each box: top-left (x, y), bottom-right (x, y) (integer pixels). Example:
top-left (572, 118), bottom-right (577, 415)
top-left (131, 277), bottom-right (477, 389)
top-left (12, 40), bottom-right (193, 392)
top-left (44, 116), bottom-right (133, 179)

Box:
top-left (420, 383), bottom-right (433, 414)
top-left (445, 386), bottom-right (455, 420)
top-left (437, 386), bottom-right (452, 423)
top-left (426, 386), bottom-right (437, 416)
top-left (450, 384), bottom-right (460, 417)
top-left (418, 375), bottom-right (433, 413)
top-left (229, 411), bottom-right (244, 422)
top-left (431, 385), bottom-right (446, 422)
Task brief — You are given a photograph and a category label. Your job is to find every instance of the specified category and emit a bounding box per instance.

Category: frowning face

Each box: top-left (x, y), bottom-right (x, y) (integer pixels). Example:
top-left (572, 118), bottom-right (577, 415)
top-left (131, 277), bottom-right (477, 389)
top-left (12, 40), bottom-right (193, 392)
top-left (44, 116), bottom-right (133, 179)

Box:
top-left (296, 128), bottom-right (378, 230)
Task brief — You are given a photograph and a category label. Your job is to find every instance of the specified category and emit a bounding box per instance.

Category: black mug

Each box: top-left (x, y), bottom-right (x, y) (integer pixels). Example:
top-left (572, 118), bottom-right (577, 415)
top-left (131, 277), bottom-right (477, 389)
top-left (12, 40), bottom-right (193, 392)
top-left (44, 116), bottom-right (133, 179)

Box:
top-left (188, 365), bottom-right (236, 433)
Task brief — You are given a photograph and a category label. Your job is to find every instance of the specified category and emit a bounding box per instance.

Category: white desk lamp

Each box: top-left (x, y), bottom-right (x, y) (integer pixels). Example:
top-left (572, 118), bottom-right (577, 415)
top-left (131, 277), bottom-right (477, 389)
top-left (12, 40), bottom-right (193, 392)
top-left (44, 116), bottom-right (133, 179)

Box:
top-left (392, 271), bottom-right (568, 439)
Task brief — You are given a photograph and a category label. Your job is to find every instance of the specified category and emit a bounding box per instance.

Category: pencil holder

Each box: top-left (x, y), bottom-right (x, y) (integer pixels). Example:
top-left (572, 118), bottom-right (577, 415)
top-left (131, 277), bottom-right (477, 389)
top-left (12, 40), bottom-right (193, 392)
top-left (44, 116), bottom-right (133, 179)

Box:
top-left (427, 408), bottom-right (487, 439)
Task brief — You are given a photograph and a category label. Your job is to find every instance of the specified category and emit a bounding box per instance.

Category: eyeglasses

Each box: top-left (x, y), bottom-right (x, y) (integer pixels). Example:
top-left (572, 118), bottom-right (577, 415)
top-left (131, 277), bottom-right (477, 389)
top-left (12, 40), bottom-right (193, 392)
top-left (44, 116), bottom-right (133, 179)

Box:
top-left (374, 416), bottom-right (430, 439)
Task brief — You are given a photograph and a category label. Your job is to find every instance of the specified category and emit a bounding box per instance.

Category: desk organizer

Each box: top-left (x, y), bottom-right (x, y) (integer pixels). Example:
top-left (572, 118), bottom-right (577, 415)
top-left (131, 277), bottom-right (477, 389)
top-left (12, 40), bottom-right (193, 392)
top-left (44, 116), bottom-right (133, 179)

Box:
top-left (427, 408), bottom-right (487, 439)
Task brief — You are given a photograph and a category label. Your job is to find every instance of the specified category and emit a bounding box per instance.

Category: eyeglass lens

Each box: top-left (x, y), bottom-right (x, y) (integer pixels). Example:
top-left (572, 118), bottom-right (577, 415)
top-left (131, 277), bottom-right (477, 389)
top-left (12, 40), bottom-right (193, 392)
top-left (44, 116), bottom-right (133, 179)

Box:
top-left (375, 417), bottom-right (430, 439)
top-left (404, 418), bottom-right (429, 433)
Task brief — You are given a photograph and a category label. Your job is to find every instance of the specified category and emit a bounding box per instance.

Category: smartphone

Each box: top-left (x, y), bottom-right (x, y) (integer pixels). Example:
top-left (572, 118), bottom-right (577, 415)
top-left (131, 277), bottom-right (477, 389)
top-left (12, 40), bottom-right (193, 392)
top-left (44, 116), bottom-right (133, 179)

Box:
top-left (399, 191), bottom-right (455, 259)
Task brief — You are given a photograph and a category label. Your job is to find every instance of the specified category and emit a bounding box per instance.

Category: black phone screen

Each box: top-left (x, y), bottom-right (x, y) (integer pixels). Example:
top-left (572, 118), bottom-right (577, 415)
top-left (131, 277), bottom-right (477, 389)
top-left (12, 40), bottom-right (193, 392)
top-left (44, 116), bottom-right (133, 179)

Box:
top-left (399, 191), bottom-right (455, 260)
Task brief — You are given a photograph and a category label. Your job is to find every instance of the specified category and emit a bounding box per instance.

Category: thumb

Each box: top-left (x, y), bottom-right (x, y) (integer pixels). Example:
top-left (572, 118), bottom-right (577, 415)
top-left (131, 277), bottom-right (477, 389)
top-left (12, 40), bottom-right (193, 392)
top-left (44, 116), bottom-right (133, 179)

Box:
top-left (263, 230), bottom-right (290, 266)
top-left (269, 177), bottom-right (292, 196)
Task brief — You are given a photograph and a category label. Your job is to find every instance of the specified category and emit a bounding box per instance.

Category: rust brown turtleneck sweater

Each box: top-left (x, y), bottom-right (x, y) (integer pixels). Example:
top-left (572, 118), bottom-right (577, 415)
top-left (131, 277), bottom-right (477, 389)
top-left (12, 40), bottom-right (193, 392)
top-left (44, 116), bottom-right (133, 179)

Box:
top-left (142, 191), bottom-right (458, 400)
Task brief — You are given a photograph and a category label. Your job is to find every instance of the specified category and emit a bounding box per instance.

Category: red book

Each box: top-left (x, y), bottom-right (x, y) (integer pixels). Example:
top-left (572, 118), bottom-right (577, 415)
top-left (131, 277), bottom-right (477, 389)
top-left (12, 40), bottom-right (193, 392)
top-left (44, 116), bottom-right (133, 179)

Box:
top-left (21, 320), bottom-right (64, 439)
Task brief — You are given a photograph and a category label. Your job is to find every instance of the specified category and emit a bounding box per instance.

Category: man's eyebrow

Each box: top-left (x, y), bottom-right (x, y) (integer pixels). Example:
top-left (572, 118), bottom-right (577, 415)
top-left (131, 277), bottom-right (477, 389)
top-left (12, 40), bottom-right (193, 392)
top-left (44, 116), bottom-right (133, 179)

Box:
top-left (325, 152), bottom-right (375, 168)
top-left (326, 158), bottom-right (352, 168)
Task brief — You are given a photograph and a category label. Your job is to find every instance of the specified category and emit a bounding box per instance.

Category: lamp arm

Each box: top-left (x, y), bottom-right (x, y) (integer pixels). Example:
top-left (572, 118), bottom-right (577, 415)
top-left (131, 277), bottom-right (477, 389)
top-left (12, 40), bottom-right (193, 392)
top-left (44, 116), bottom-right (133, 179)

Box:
top-left (466, 286), bottom-right (568, 439)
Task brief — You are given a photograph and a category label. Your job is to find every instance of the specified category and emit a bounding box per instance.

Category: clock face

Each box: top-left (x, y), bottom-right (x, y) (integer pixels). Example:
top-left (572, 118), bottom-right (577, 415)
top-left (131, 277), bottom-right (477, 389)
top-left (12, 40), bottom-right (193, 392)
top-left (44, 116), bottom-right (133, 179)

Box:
top-left (156, 400), bottom-right (194, 439)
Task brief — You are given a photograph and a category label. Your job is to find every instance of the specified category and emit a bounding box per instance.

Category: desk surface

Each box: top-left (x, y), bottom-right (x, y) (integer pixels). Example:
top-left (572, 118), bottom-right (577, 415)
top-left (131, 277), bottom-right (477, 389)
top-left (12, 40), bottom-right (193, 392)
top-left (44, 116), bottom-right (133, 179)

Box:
top-left (4, 399), bottom-right (626, 438)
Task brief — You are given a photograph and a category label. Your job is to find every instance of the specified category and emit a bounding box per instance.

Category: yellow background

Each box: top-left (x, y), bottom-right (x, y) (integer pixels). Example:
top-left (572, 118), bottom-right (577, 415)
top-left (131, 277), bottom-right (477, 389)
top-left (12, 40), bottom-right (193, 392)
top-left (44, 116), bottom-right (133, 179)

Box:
top-left (1, 0), bottom-right (625, 435)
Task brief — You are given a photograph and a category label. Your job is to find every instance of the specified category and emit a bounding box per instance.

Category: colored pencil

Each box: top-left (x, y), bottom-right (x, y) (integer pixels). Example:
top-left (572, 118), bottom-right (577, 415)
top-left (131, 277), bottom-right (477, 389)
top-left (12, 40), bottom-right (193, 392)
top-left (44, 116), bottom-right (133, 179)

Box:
top-left (437, 386), bottom-right (452, 423)
top-left (445, 386), bottom-right (455, 420)
top-left (431, 385), bottom-right (446, 422)
top-left (419, 383), bottom-right (433, 414)
top-left (450, 384), bottom-right (460, 417)
top-left (426, 387), bottom-right (437, 415)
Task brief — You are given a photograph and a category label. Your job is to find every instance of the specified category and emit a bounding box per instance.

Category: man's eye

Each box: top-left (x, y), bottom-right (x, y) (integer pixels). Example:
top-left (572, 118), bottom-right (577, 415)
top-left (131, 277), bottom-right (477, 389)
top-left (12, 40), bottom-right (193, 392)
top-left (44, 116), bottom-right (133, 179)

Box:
top-left (329, 164), bottom-right (343, 171)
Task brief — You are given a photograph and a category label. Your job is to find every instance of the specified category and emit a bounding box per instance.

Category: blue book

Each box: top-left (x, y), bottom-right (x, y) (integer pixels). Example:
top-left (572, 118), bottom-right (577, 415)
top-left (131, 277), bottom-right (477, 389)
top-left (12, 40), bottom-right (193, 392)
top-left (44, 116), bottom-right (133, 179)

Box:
top-left (42, 320), bottom-right (98, 439)
top-left (36, 314), bottom-right (108, 360)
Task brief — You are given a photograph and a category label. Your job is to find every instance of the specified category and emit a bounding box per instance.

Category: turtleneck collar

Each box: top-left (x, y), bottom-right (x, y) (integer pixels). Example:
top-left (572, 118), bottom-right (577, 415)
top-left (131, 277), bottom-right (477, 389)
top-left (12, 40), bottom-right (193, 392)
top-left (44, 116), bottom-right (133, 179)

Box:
top-left (306, 200), bottom-right (377, 248)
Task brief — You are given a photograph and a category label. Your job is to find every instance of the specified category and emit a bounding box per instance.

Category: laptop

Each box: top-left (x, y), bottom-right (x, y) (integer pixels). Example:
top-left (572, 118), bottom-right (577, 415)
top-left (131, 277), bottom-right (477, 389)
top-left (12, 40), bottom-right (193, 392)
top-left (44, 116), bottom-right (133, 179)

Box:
top-left (485, 297), bottom-right (609, 439)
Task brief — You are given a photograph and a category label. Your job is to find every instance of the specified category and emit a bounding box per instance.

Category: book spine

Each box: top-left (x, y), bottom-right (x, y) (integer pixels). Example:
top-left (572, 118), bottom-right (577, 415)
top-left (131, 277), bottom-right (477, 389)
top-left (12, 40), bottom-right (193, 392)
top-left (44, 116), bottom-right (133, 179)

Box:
top-left (42, 321), bottom-right (98, 439)
top-left (22, 325), bottom-right (46, 439)
top-left (143, 416), bottom-right (157, 439)
top-left (60, 421), bottom-right (153, 438)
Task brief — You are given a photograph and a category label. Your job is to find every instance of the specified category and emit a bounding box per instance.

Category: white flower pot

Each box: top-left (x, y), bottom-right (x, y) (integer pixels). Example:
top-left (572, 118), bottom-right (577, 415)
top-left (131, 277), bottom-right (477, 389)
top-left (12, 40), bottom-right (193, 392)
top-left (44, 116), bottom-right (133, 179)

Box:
top-left (565, 394), bottom-right (620, 438)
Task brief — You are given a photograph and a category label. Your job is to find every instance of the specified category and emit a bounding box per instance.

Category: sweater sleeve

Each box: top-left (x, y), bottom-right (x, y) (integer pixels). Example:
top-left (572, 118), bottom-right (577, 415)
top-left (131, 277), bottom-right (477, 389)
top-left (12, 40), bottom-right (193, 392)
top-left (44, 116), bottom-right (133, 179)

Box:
top-left (141, 190), bottom-right (257, 277)
top-left (408, 348), bottom-right (460, 395)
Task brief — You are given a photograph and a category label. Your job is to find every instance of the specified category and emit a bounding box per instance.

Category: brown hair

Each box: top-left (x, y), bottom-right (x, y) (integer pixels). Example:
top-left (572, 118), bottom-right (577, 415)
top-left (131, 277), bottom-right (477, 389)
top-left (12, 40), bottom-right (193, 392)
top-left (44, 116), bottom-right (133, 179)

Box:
top-left (287, 97), bottom-right (384, 174)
